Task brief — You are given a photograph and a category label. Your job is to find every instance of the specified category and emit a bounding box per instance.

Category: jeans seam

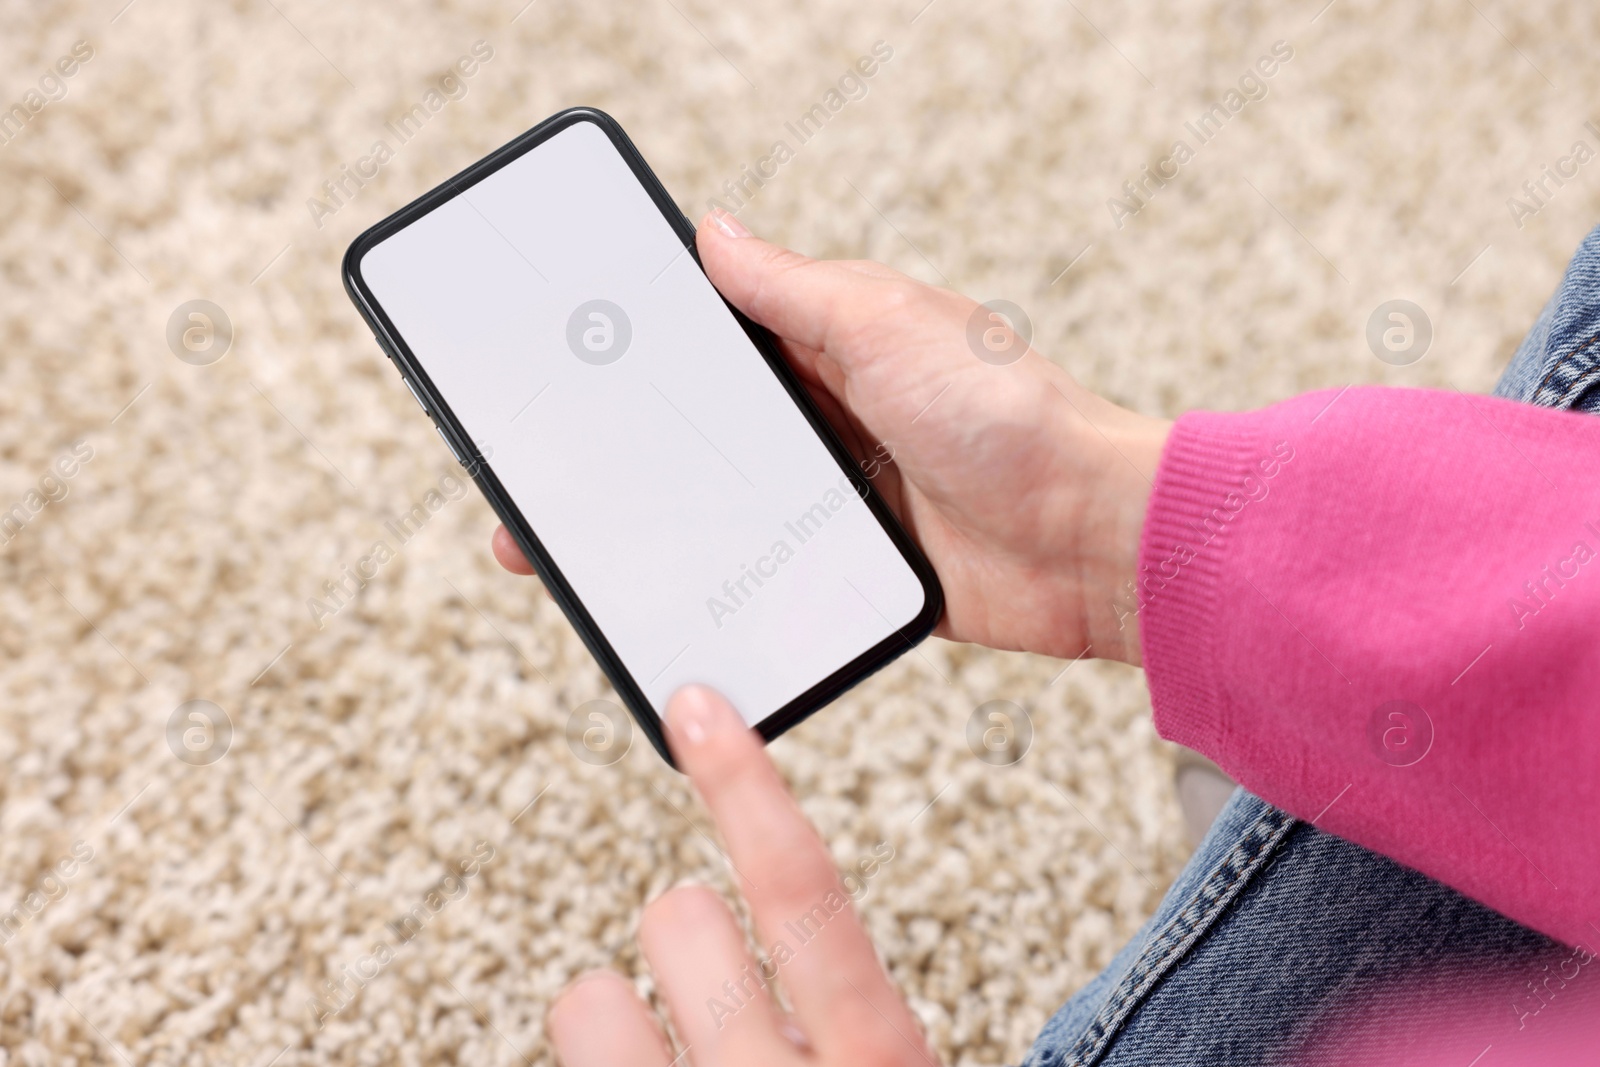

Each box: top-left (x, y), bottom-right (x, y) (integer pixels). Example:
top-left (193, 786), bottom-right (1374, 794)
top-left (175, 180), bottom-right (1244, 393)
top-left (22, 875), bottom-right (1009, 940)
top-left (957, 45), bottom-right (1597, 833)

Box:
top-left (1055, 805), bottom-right (1299, 1067)
top-left (1533, 327), bottom-right (1600, 406)
top-left (1555, 360), bottom-right (1600, 407)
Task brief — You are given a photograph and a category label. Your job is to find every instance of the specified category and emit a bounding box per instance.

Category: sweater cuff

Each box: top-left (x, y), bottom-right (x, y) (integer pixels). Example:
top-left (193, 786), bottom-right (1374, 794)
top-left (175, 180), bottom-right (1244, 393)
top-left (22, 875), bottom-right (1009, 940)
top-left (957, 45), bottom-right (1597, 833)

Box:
top-left (1137, 409), bottom-right (1277, 763)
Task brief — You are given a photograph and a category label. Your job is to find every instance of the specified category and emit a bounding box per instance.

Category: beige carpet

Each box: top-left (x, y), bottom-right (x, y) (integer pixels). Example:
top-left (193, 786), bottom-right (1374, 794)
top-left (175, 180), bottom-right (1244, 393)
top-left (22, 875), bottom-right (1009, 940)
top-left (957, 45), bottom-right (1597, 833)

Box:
top-left (2, 0), bottom-right (1597, 1062)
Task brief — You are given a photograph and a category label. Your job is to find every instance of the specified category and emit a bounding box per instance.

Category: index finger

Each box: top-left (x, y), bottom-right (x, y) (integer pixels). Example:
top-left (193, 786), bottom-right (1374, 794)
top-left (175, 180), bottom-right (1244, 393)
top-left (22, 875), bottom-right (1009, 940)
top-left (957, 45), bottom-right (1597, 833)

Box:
top-left (664, 685), bottom-right (933, 1065)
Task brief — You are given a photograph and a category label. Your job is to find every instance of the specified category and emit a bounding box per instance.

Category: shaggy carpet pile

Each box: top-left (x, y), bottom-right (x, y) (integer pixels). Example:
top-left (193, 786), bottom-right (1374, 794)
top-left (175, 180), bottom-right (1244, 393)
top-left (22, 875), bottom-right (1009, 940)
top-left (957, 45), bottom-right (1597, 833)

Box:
top-left (1, 0), bottom-right (1595, 1062)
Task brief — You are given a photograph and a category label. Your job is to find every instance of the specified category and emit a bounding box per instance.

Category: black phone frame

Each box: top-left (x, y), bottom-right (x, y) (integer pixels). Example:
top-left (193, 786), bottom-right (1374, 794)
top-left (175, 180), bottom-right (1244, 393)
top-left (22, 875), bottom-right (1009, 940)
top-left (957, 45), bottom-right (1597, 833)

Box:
top-left (342, 106), bottom-right (943, 767)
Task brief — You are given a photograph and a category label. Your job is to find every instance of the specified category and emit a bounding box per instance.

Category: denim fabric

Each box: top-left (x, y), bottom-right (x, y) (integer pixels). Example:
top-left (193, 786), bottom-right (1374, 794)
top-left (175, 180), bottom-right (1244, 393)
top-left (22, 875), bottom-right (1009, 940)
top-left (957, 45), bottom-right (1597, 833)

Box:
top-left (1024, 222), bottom-right (1600, 1067)
top-left (1023, 792), bottom-right (1561, 1067)
top-left (1494, 224), bottom-right (1600, 413)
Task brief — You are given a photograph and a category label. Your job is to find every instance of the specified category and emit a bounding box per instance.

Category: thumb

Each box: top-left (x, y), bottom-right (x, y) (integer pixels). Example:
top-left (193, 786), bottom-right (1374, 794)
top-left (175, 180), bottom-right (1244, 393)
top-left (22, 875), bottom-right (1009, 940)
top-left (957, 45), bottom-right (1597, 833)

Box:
top-left (696, 209), bottom-right (886, 354)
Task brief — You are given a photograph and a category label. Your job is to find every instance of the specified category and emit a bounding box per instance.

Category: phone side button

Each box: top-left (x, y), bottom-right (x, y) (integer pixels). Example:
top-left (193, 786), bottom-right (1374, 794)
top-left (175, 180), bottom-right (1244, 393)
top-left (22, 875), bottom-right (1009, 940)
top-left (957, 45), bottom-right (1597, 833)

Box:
top-left (401, 376), bottom-right (429, 415)
top-left (435, 424), bottom-right (466, 466)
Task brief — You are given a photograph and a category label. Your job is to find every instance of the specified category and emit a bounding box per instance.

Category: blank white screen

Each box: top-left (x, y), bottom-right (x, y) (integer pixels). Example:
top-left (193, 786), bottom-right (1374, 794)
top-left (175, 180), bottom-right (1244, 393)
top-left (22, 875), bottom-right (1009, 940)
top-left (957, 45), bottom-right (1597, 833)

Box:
top-left (360, 119), bottom-right (928, 726)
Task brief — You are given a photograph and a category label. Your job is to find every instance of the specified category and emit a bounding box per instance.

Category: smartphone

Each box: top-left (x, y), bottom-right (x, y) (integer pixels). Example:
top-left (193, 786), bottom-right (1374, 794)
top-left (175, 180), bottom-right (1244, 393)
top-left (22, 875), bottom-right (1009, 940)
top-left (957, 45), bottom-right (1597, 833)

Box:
top-left (342, 107), bottom-right (942, 765)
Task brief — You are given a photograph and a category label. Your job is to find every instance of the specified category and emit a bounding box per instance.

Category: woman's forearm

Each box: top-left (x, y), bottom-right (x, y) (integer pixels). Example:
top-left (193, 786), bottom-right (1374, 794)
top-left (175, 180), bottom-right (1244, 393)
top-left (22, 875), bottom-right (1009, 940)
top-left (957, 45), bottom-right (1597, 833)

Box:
top-left (1137, 386), bottom-right (1600, 947)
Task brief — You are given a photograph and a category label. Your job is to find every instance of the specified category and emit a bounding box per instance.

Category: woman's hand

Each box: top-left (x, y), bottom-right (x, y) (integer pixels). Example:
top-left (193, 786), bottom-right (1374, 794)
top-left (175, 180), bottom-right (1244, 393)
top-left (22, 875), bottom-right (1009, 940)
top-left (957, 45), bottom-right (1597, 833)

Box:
top-left (546, 685), bottom-right (939, 1067)
top-left (493, 213), bottom-right (1169, 664)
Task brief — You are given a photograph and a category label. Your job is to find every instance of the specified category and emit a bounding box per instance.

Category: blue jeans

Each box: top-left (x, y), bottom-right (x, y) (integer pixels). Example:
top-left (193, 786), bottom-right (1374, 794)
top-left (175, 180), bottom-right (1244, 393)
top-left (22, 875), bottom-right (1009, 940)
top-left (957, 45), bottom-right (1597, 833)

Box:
top-left (1024, 225), bottom-right (1600, 1067)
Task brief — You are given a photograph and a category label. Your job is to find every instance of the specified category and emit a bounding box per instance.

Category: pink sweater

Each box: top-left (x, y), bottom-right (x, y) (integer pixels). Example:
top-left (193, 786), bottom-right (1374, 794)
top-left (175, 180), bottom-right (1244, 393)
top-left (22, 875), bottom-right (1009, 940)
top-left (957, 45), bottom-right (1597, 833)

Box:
top-left (1138, 386), bottom-right (1600, 950)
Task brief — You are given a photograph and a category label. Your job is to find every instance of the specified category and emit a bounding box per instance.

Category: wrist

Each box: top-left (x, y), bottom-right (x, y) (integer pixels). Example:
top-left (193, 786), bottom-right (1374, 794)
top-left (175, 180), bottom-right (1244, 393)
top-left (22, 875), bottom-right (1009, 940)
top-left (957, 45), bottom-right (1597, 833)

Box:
top-left (1075, 407), bottom-right (1171, 667)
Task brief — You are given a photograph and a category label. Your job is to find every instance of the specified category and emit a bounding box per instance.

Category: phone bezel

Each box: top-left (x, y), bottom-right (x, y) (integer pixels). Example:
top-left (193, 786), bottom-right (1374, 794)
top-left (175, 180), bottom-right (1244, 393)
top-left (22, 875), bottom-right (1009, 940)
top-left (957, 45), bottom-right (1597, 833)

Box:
top-left (342, 106), bottom-right (944, 767)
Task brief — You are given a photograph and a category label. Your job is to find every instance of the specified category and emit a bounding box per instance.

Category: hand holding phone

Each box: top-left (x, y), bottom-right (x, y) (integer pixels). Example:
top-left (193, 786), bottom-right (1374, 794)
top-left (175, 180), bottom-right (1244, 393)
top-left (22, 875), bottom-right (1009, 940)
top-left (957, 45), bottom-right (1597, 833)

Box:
top-left (687, 214), bottom-right (1172, 666)
top-left (498, 211), bottom-right (1172, 670)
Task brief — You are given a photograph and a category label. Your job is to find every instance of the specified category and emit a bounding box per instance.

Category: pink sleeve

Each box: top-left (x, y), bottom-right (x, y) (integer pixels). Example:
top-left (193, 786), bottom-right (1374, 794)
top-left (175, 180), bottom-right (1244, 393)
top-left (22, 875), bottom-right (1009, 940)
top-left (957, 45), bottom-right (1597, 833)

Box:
top-left (1137, 386), bottom-right (1600, 948)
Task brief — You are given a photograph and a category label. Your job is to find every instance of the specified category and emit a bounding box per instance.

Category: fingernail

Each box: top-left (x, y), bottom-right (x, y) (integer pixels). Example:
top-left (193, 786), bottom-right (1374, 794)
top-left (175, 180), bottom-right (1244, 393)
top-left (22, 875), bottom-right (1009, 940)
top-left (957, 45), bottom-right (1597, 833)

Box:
top-left (780, 1019), bottom-right (813, 1052)
top-left (708, 208), bottom-right (752, 239)
top-left (668, 685), bottom-right (724, 746)
top-left (563, 970), bottom-right (614, 994)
